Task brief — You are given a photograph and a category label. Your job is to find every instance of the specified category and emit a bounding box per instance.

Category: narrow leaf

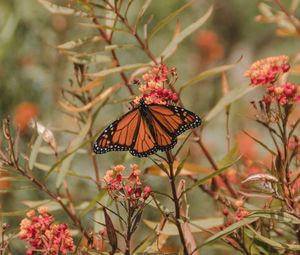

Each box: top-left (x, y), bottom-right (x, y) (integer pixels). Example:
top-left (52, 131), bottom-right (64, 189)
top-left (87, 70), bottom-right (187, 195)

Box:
top-left (29, 134), bottom-right (43, 170)
top-left (149, 1), bottom-right (193, 40)
top-left (200, 217), bottom-right (258, 247)
top-left (57, 36), bottom-right (102, 50)
top-left (86, 63), bottom-right (149, 77)
top-left (246, 226), bottom-right (300, 251)
top-left (37, 0), bottom-right (88, 16)
top-left (103, 208), bottom-right (118, 254)
top-left (249, 211), bottom-right (300, 224)
top-left (144, 217), bottom-right (224, 236)
top-left (204, 84), bottom-right (256, 123)
top-left (160, 5), bottom-right (213, 60)
top-left (56, 115), bottom-right (92, 188)
top-left (59, 83), bottom-right (121, 113)
top-left (179, 63), bottom-right (237, 94)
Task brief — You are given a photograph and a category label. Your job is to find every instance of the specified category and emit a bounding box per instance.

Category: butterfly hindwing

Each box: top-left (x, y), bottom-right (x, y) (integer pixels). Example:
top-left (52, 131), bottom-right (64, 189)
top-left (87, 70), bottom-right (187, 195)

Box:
top-left (129, 115), bottom-right (158, 157)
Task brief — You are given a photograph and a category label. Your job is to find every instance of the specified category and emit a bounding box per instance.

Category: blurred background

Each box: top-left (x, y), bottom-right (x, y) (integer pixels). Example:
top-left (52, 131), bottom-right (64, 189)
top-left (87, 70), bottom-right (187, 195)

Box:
top-left (1, 0), bottom-right (299, 254)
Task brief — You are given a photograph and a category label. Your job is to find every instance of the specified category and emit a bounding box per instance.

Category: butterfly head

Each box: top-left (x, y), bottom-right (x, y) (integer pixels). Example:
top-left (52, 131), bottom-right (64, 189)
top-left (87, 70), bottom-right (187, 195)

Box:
top-left (139, 97), bottom-right (147, 107)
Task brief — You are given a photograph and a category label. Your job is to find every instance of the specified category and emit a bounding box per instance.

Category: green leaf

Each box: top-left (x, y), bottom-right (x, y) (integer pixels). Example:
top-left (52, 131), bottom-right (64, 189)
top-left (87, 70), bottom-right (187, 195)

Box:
top-left (204, 84), bottom-right (256, 123)
top-left (69, 54), bottom-right (111, 65)
top-left (0, 210), bottom-right (28, 217)
top-left (57, 36), bottom-right (102, 50)
top-left (37, 0), bottom-right (88, 16)
top-left (135, 0), bottom-right (152, 29)
top-left (179, 63), bottom-right (237, 94)
top-left (183, 146), bottom-right (240, 195)
top-left (216, 144), bottom-right (239, 169)
top-left (79, 23), bottom-right (129, 33)
top-left (249, 210), bottom-right (300, 224)
top-left (245, 226), bottom-right (300, 251)
top-left (103, 208), bottom-right (118, 254)
top-left (144, 217), bottom-right (224, 235)
top-left (160, 5), bottom-right (213, 60)
top-left (149, 0), bottom-right (193, 40)
top-left (86, 63), bottom-right (149, 77)
top-left (79, 190), bottom-right (107, 217)
top-left (29, 134), bottom-right (43, 171)
top-left (56, 115), bottom-right (92, 188)
top-left (175, 151), bottom-right (190, 176)
top-left (0, 186), bottom-right (36, 194)
top-left (200, 217), bottom-right (259, 247)
top-left (22, 199), bottom-right (66, 212)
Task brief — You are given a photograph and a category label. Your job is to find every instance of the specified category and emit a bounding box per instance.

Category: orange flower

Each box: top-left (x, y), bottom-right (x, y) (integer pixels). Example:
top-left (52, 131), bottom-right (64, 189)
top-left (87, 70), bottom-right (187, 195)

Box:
top-left (196, 30), bottom-right (224, 63)
top-left (13, 102), bottom-right (39, 133)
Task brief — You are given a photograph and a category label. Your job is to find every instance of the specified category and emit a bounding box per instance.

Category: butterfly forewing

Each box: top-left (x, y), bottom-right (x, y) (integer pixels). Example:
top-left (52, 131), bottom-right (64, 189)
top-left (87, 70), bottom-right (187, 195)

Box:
top-left (93, 109), bottom-right (140, 154)
top-left (148, 104), bottom-right (201, 137)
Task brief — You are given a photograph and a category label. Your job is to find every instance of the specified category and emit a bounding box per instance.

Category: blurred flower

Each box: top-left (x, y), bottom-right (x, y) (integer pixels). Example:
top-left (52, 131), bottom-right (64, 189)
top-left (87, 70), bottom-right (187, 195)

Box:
top-left (51, 15), bottom-right (68, 32)
top-left (0, 168), bottom-right (10, 191)
top-left (19, 207), bottom-right (75, 255)
top-left (196, 30), bottom-right (224, 63)
top-left (245, 55), bottom-right (289, 86)
top-left (13, 102), bottom-right (39, 133)
top-left (236, 131), bottom-right (258, 159)
top-left (133, 64), bottom-right (178, 105)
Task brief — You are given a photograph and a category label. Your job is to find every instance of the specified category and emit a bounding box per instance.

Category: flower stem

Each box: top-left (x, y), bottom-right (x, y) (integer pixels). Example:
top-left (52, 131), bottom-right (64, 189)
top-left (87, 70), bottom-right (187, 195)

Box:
top-left (166, 151), bottom-right (189, 255)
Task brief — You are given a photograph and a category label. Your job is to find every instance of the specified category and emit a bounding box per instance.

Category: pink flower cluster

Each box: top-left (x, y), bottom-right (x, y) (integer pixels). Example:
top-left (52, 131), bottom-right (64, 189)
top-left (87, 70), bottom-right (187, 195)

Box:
top-left (133, 64), bottom-right (179, 105)
top-left (263, 82), bottom-right (300, 105)
top-left (103, 164), bottom-right (152, 207)
top-left (245, 55), bottom-right (290, 86)
top-left (19, 207), bottom-right (75, 255)
top-left (245, 55), bottom-right (300, 106)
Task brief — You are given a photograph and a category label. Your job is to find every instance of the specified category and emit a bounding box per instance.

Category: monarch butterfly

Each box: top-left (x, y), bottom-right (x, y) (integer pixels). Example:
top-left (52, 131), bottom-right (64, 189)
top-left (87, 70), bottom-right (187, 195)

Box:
top-left (93, 99), bottom-right (201, 157)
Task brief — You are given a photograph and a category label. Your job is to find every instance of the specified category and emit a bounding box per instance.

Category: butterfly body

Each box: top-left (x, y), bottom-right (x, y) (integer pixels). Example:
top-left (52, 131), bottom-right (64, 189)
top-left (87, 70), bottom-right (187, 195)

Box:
top-left (93, 99), bottom-right (201, 157)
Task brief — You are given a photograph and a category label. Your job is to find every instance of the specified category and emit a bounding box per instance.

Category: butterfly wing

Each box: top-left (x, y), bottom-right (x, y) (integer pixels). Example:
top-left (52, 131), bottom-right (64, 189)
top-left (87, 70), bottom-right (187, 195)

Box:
top-left (129, 114), bottom-right (157, 157)
top-left (147, 104), bottom-right (201, 150)
top-left (93, 108), bottom-right (141, 154)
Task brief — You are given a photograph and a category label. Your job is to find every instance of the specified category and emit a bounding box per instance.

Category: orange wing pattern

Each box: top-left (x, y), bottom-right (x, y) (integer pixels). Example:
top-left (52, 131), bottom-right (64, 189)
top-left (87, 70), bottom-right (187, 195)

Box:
top-left (129, 116), bottom-right (157, 157)
top-left (93, 101), bottom-right (201, 157)
top-left (93, 109), bottom-right (140, 154)
top-left (148, 104), bottom-right (201, 137)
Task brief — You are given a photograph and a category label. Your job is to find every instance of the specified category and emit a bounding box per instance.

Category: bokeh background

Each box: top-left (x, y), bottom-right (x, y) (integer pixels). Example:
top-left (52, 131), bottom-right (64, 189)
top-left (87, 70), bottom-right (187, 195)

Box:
top-left (1, 0), bottom-right (300, 254)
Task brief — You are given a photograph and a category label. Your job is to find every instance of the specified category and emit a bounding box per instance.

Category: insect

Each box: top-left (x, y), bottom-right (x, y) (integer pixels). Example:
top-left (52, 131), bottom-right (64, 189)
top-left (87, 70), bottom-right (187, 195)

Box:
top-left (93, 99), bottom-right (201, 157)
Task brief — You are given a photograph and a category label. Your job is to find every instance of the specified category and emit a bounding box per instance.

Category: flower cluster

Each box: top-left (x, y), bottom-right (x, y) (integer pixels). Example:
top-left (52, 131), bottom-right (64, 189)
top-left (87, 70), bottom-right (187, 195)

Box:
top-left (221, 206), bottom-right (250, 229)
top-left (264, 82), bottom-right (300, 105)
top-left (19, 207), bottom-right (75, 255)
top-left (133, 64), bottom-right (179, 105)
top-left (245, 55), bottom-right (300, 106)
top-left (103, 164), bottom-right (152, 208)
top-left (244, 55), bottom-right (290, 86)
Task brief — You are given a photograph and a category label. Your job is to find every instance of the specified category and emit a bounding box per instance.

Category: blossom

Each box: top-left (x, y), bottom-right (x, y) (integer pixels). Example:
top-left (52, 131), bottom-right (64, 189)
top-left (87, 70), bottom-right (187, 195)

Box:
top-left (265, 82), bottom-right (300, 105)
top-left (13, 102), bottom-right (39, 133)
top-left (102, 164), bottom-right (152, 208)
top-left (244, 55), bottom-right (289, 86)
top-left (133, 64), bottom-right (179, 105)
top-left (234, 207), bottom-right (250, 221)
top-left (19, 207), bottom-right (75, 255)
